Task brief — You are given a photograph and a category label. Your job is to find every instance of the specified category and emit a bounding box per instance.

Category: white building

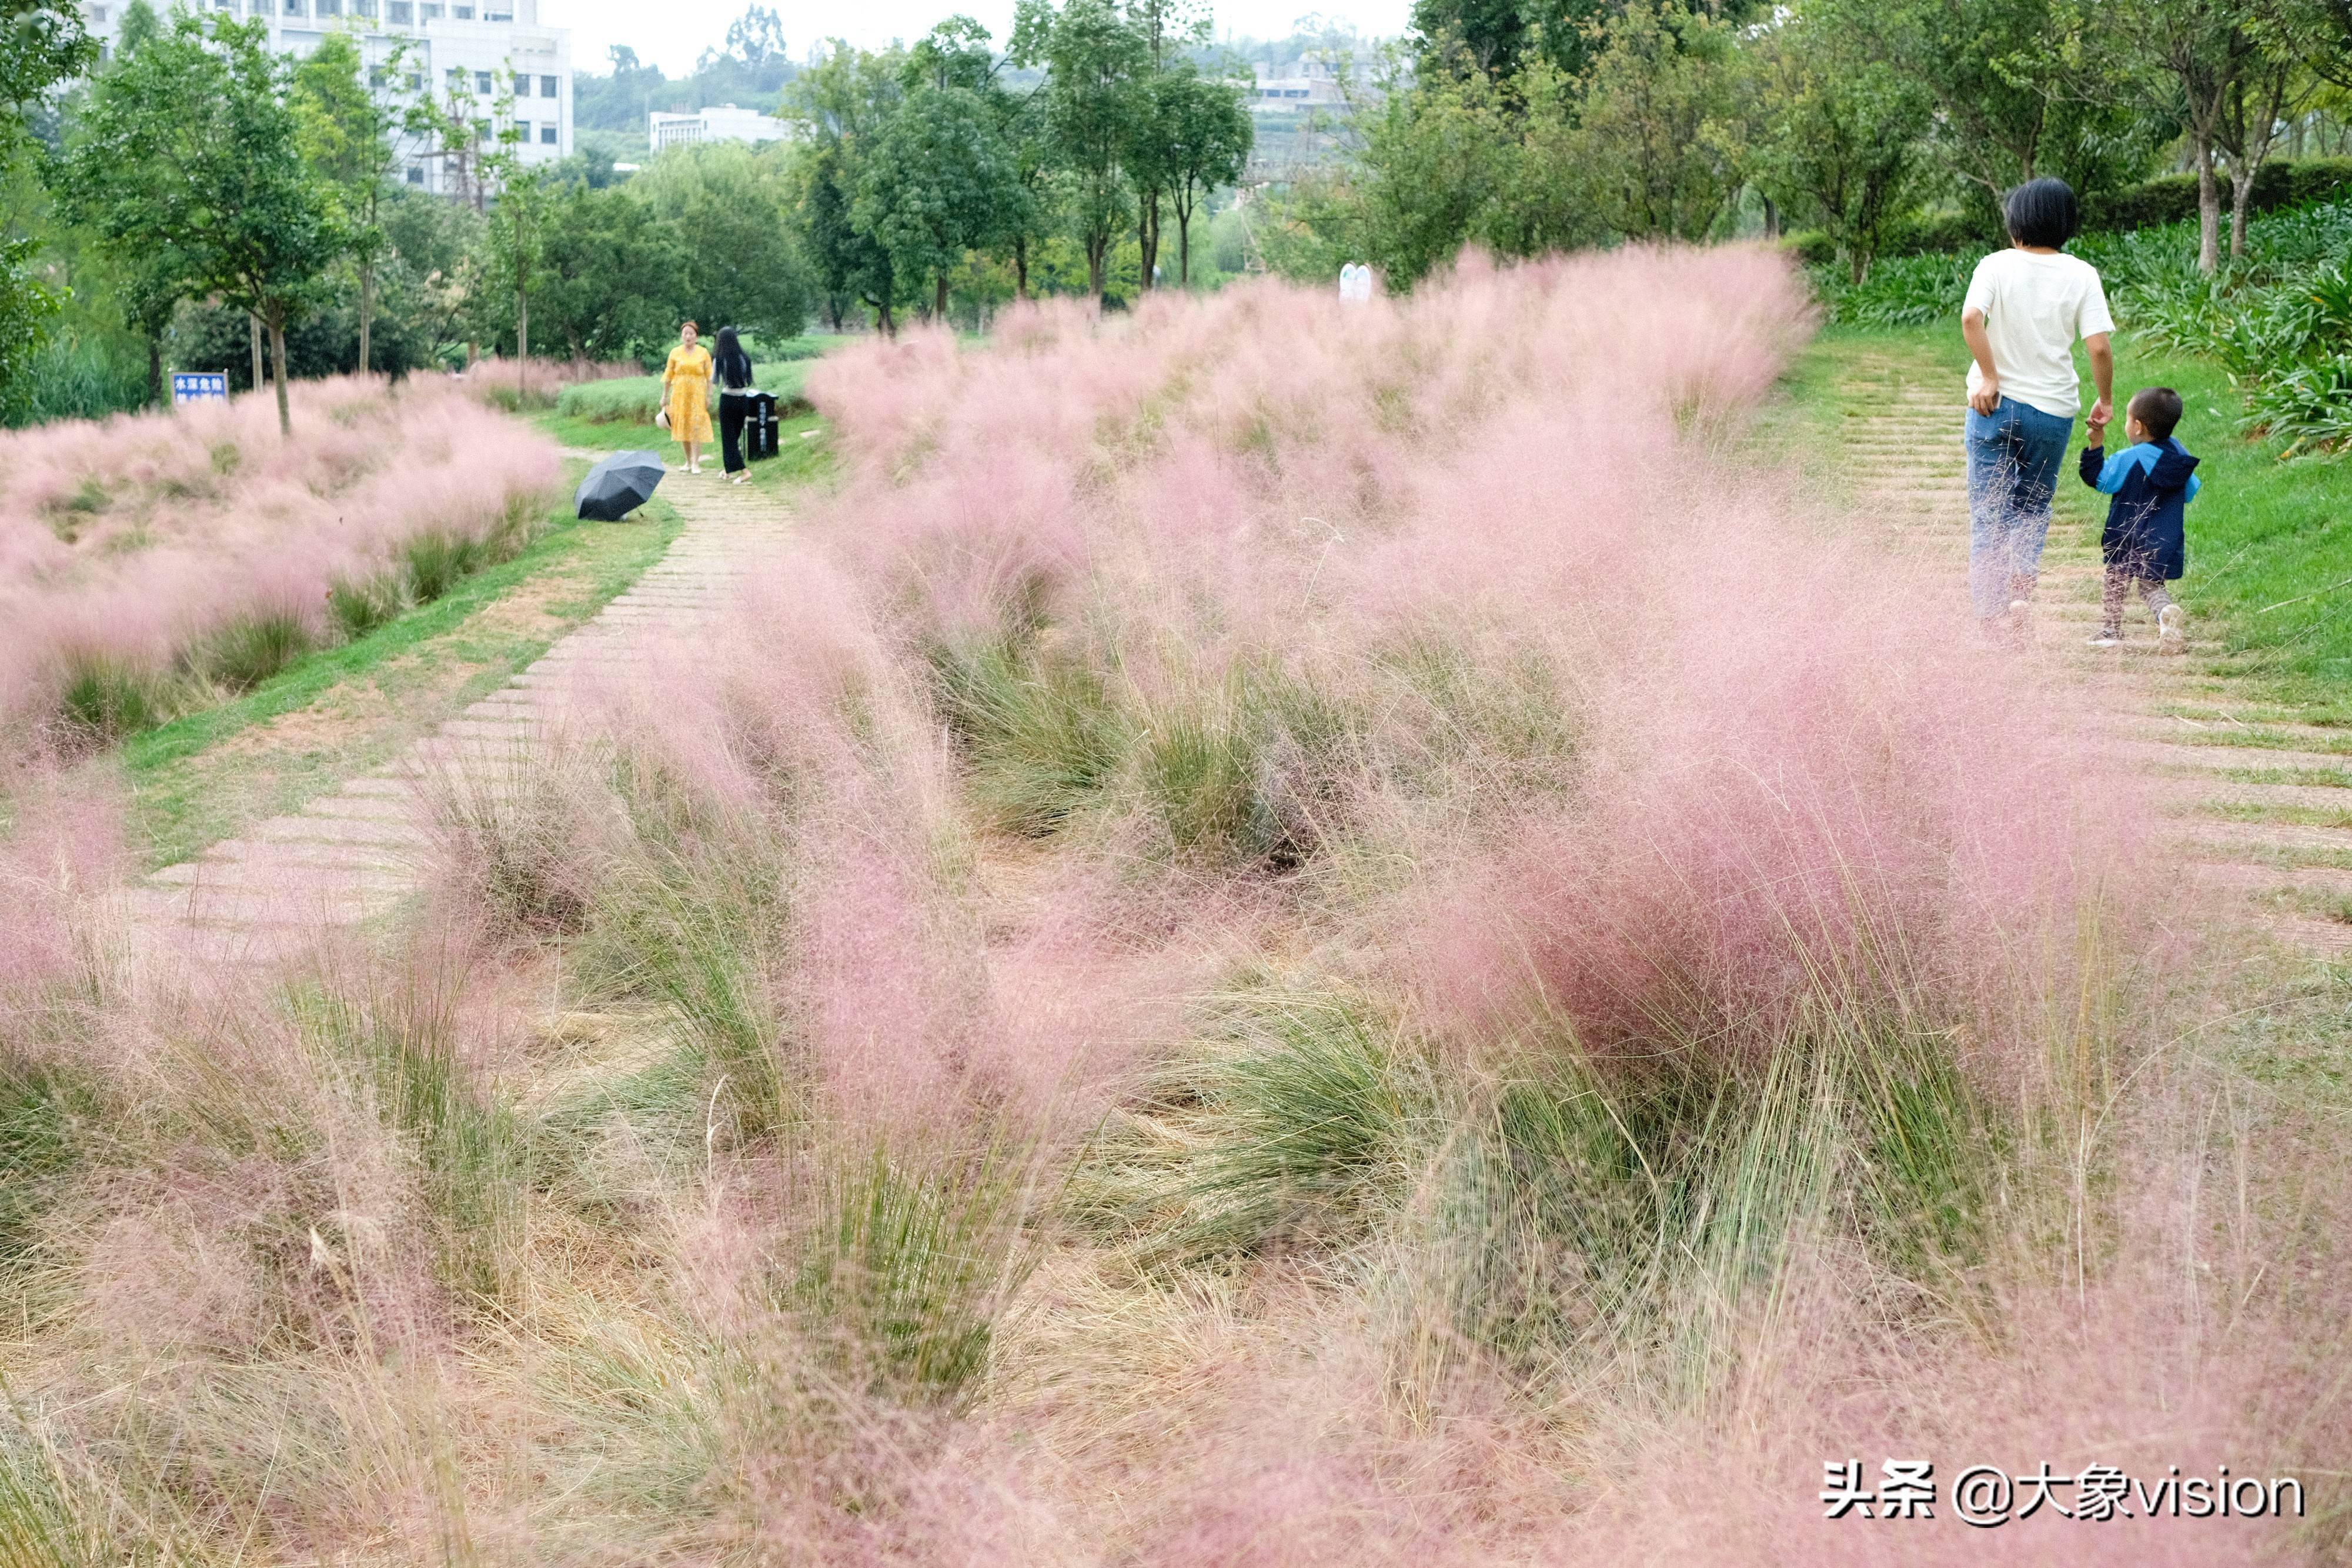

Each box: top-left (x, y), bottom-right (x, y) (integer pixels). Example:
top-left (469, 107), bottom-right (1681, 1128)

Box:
top-left (649, 104), bottom-right (790, 152)
top-left (1251, 53), bottom-right (1347, 109)
top-left (78, 0), bottom-right (574, 197)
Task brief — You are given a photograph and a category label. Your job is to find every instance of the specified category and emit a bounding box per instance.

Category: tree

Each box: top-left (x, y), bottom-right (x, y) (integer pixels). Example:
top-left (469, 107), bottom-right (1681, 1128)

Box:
top-left (2107, 0), bottom-right (2269, 272)
top-left (1823, 0), bottom-right (2141, 218)
top-left (1569, 0), bottom-right (1743, 242)
top-left (530, 185), bottom-right (689, 362)
top-left (0, 0), bottom-right (92, 414)
top-left (853, 19), bottom-right (1025, 320)
top-left (724, 5), bottom-right (788, 69)
top-left (1021, 0), bottom-right (1148, 298)
top-left (1158, 67), bottom-right (1251, 287)
top-left (1750, 13), bottom-right (1930, 284)
top-left (63, 13), bottom-right (339, 436)
top-left (479, 82), bottom-right (550, 397)
top-left (629, 142), bottom-right (812, 341)
top-left (292, 31), bottom-right (404, 375)
top-left (860, 80), bottom-right (1023, 319)
top-left (60, 2), bottom-right (178, 404)
top-left (785, 42), bottom-right (910, 330)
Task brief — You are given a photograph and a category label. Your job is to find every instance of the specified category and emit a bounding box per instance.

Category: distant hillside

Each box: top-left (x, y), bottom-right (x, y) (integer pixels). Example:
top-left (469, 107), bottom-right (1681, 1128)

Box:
top-left (574, 44), bottom-right (795, 136)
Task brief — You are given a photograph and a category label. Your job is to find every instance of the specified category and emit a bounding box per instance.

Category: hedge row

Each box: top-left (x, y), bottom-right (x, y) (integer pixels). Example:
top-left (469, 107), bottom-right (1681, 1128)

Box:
top-left (1783, 156), bottom-right (2352, 268)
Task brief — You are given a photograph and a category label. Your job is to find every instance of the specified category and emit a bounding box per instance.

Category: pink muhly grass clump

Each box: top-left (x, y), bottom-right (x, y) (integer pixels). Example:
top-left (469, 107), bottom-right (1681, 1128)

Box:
top-left (0, 376), bottom-right (559, 736)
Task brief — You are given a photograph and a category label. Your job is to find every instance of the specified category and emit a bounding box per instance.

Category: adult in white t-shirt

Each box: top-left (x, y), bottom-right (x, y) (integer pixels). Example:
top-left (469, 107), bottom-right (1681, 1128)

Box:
top-left (1958, 178), bottom-right (2114, 638)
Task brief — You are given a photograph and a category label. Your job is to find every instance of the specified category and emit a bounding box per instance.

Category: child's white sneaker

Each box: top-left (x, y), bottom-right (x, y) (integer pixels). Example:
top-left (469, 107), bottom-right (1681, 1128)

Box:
top-left (2158, 603), bottom-right (2186, 654)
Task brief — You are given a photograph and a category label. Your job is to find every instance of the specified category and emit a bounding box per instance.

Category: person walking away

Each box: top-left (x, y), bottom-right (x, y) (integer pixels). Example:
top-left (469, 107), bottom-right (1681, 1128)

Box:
top-left (661, 322), bottom-right (716, 474)
top-left (2080, 386), bottom-right (2200, 653)
top-left (711, 326), bottom-right (756, 486)
top-left (1960, 178), bottom-right (2115, 644)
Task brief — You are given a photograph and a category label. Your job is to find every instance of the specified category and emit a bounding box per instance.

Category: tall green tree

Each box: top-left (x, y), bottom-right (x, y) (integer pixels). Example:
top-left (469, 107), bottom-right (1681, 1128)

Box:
top-left (785, 41), bottom-right (910, 329)
top-left (859, 32), bottom-right (1024, 320)
top-left (629, 141), bottom-right (812, 342)
top-left (1822, 0), bottom-right (2141, 215)
top-left (1019, 0), bottom-right (1147, 298)
top-left (63, 13), bottom-right (338, 435)
top-left (292, 31), bottom-right (405, 374)
top-left (479, 77), bottom-right (550, 398)
top-left (531, 184), bottom-right (687, 362)
top-left (1159, 68), bottom-right (1251, 286)
top-left (0, 0), bottom-right (93, 416)
top-left (1569, 0), bottom-right (1743, 241)
top-left (1749, 12), bottom-right (1930, 283)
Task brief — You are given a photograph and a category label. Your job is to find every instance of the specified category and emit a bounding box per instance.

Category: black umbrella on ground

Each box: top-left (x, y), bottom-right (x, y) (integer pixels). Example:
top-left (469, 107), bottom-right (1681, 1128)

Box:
top-left (576, 450), bottom-right (667, 521)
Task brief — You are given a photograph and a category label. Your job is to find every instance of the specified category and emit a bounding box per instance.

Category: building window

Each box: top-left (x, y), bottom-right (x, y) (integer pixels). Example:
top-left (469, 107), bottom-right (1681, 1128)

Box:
top-left (475, 71), bottom-right (492, 93)
top-left (475, 119), bottom-right (491, 143)
top-left (318, 0), bottom-right (340, 14)
top-left (407, 165), bottom-right (425, 183)
top-left (387, 0), bottom-right (410, 19)
top-left (96, 42), bottom-right (110, 62)
top-left (419, 1), bottom-right (442, 19)
top-left (283, 0), bottom-right (303, 15)
top-left (406, 71), bottom-right (423, 89)
top-left (92, 6), bottom-right (108, 24)
top-left (539, 124), bottom-right (556, 144)
top-left (452, 2), bottom-right (473, 16)
top-left (356, 0), bottom-right (375, 14)
top-left (484, 5), bottom-right (512, 17)
top-left (540, 73), bottom-right (557, 98)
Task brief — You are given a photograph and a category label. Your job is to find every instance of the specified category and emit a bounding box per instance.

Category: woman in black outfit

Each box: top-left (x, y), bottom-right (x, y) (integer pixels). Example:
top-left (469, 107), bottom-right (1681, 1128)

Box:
top-left (711, 326), bottom-right (756, 485)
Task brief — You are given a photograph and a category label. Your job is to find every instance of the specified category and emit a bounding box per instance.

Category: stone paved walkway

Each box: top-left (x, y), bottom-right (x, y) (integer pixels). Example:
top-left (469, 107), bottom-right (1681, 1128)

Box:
top-left (1833, 349), bottom-right (2352, 958)
top-left (119, 468), bottom-right (789, 965)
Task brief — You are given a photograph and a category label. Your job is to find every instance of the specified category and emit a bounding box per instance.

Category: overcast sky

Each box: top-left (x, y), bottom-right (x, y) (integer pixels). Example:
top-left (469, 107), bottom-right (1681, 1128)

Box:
top-left (547, 1), bottom-right (1410, 76)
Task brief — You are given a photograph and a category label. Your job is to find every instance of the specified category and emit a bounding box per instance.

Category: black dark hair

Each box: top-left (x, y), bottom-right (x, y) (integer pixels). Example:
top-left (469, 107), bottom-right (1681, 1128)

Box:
top-left (2004, 178), bottom-right (2080, 249)
top-left (2127, 386), bottom-right (2183, 441)
top-left (713, 326), bottom-right (753, 390)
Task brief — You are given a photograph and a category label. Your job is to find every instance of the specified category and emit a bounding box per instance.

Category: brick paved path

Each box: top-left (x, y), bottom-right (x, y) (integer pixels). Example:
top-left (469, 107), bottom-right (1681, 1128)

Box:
top-left (120, 471), bottom-right (787, 965)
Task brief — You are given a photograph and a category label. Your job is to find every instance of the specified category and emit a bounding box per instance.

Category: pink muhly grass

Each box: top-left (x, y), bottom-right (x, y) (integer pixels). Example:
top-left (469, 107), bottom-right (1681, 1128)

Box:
top-left (0, 376), bottom-right (559, 735)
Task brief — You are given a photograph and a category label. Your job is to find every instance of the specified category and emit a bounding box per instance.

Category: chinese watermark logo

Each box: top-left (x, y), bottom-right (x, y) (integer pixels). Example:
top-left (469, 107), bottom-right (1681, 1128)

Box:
top-left (1822, 1460), bottom-right (2304, 1527)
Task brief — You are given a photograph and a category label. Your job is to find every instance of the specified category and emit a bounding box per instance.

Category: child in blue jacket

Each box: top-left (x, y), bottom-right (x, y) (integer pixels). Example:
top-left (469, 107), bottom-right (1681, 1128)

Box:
top-left (2079, 386), bottom-right (2201, 652)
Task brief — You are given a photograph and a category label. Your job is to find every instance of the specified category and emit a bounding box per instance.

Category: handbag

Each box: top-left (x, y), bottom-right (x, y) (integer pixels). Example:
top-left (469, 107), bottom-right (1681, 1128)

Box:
top-left (655, 404), bottom-right (669, 430)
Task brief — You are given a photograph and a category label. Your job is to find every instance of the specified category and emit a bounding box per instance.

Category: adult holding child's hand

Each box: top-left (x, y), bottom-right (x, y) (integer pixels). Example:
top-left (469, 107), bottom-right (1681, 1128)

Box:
top-left (1957, 178), bottom-right (2114, 643)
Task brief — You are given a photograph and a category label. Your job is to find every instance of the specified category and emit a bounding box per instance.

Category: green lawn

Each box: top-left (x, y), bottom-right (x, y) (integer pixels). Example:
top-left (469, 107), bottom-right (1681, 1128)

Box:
top-left (121, 476), bottom-right (681, 869)
top-left (533, 401), bottom-right (837, 498)
top-left (1786, 321), bottom-right (2352, 723)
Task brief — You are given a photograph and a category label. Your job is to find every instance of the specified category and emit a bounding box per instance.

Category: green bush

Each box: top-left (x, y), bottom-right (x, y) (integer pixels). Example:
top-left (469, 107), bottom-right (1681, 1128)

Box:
top-left (2085, 156), bottom-right (2352, 233)
top-left (1780, 229), bottom-right (1836, 268)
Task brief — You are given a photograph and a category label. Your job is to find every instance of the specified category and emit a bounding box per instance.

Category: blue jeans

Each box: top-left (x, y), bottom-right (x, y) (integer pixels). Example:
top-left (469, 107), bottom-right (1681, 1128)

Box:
top-left (1964, 397), bottom-right (2074, 620)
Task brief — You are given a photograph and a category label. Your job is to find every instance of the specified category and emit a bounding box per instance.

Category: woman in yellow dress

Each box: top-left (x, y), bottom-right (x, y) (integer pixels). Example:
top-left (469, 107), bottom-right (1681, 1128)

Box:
top-left (660, 322), bottom-right (716, 473)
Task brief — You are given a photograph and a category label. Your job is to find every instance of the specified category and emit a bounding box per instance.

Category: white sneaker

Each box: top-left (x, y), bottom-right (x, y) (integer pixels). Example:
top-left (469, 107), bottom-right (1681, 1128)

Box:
top-left (2008, 599), bottom-right (2034, 645)
top-left (2086, 629), bottom-right (2123, 647)
top-left (2158, 602), bottom-right (2186, 654)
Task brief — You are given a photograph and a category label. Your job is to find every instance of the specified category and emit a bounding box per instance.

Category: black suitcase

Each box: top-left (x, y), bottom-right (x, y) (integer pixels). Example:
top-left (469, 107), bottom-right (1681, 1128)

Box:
top-left (746, 392), bottom-right (779, 462)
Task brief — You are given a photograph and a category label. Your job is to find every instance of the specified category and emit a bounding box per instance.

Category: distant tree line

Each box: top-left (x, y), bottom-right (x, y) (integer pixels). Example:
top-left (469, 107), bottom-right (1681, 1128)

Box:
top-left (1264, 0), bottom-right (2352, 289)
top-left (790, 1), bottom-right (1253, 329)
top-left (0, 1), bottom-right (1258, 427)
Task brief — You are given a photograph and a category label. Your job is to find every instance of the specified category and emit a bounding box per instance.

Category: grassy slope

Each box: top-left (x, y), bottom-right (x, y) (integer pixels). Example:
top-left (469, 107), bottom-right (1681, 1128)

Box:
top-left (1782, 320), bottom-right (2352, 724)
top-left (123, 475), bottom-right (681, 868)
